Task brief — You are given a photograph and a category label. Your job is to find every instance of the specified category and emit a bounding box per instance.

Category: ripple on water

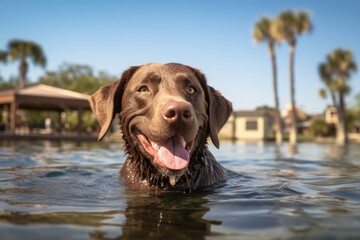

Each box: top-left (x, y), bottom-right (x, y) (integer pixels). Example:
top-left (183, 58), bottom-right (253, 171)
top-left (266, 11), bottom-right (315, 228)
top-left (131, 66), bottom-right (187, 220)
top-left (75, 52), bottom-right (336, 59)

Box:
top-left (0, 141), bottom-right (360, 239)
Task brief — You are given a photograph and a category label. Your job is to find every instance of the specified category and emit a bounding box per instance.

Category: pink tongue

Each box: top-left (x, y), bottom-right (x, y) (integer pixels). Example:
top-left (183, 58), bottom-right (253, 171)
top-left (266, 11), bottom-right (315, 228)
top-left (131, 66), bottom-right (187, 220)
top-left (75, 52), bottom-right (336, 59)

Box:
top-left (154, 135), bottom-right (189, 170)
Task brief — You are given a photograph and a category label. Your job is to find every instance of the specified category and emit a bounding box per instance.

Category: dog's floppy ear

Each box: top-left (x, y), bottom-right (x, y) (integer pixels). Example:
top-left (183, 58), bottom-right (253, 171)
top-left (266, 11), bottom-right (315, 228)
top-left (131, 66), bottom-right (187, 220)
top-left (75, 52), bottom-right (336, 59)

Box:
top-left (192, 68), bottom-right (233, 148)
top-left (207, 86), bottom-right (233, 148)
top-left (89, 66), bottom-right (139, 141)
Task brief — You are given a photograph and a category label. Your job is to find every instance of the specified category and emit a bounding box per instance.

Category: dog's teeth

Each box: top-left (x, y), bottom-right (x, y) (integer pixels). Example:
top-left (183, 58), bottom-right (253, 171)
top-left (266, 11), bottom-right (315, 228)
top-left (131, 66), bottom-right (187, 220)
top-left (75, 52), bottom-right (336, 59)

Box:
top-left (150, 141), bottom-right (159, 150)
top-left (169, 176), bottom-right (176, 186)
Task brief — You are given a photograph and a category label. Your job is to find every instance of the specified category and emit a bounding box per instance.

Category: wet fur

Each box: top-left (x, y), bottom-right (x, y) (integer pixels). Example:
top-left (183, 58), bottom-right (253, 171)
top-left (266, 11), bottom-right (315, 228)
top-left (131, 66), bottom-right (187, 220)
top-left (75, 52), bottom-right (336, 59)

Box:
top-left (120, 119), bottom-right (225, 191)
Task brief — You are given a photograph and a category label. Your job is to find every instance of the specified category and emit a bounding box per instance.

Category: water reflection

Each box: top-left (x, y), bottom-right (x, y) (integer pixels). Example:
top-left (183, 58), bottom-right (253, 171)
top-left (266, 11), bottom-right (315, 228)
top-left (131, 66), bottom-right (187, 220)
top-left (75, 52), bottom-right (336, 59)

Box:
top-left (0, 210), bottom-right (122, 226)
top-left (325, 144), bottom-right (349, 161)
top-left (287, 144), bottom-right (298, 158)
top-left (274, 144), bottom-right (283, 160)
top-left (89, 190), bottom-right (216, 240)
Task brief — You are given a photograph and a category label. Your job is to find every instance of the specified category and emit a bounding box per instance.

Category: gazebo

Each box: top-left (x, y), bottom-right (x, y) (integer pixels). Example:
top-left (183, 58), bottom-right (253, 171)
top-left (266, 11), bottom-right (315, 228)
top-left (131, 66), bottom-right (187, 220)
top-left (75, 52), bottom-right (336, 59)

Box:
top-left (0, 84), bottom-right (95, 140)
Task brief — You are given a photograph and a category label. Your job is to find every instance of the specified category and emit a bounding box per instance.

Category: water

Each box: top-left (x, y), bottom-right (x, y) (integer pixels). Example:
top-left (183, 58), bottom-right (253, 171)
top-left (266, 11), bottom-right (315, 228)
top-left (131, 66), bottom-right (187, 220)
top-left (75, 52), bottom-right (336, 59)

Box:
top-left (0, 141), bottom-right (360, 240)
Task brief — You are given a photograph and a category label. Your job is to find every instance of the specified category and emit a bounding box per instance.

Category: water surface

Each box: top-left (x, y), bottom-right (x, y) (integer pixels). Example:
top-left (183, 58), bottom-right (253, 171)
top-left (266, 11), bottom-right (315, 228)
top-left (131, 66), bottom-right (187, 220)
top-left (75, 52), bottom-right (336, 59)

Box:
top-left (0, 141), bottom-right (360, 239)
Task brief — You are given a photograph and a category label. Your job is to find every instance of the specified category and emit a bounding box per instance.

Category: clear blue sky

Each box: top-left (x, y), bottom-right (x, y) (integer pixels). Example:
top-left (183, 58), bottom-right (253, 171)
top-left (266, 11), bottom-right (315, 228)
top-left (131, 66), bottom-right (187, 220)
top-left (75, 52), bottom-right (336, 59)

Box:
top-left (1, 0), bottom-right (360, 114)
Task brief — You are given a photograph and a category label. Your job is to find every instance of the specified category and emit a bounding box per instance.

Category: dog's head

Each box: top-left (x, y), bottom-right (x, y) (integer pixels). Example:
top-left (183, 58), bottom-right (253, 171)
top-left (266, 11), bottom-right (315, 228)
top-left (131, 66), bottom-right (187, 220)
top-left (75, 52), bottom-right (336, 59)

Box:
top-left (90, 63), bottom-right (232, 185)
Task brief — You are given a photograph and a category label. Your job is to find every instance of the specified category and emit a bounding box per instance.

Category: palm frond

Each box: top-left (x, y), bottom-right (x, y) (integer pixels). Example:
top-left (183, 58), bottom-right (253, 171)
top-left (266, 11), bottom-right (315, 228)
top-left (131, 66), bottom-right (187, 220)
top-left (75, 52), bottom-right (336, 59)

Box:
top-left (253, 16), bottom-right (274, 44)
top-left (7, 39), bottom-right (46, 67)
top-left (272, 10), bottom-right (312, 44)
top-left (0, 50), bottom-right (7, 63)
top-left (319, 88), bottom-right (327, 99)
top-left (319, 48), bottom-right (357, 96)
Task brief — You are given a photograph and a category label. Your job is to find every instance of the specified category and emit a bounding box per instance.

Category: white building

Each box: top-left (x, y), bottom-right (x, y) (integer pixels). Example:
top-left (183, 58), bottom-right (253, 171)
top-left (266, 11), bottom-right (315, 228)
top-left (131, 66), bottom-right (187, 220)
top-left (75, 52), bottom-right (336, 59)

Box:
top-left (231, 110), bottom-right (274, 141)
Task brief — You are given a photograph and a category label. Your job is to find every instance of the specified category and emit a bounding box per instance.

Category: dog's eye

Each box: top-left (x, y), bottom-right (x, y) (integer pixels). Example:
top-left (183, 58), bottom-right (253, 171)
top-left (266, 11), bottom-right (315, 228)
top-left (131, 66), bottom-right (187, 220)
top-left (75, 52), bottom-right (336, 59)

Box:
top-left (187, 85), bottom-right (197, 94)
top-left (138, 86), bottom-right (149, 93)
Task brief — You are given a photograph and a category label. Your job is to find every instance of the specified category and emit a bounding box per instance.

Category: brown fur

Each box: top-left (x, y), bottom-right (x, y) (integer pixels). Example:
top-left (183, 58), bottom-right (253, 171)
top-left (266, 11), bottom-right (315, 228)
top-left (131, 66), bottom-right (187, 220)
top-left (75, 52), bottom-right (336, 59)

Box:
top-left (90, 63), bottom-right (232, 191)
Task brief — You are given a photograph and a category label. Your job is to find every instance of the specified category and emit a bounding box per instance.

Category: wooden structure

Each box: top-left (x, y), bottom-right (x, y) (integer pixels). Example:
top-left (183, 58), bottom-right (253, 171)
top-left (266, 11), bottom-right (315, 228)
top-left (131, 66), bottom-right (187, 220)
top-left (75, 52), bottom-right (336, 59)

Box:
top-left (0, 84), bottom-right (93, 139)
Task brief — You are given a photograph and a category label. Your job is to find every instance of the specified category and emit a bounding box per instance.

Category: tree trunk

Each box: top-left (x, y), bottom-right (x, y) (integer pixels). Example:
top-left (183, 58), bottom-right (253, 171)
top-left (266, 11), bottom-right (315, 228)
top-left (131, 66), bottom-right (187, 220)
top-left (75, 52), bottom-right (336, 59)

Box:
top-left (269, 44), bottom-right (283, 144)
top-left (330, 91), bottom-right (342, 145)
top-left (19, 59), bottom-right (28, 88)
top-left (330, 91), bottom-right (337, 110)
top-left (10, 103), bottom-right (17, 133)
top-left (289, 44), bottom-right (298, 145)
top-left (337, 92), bottom-right (348, 145)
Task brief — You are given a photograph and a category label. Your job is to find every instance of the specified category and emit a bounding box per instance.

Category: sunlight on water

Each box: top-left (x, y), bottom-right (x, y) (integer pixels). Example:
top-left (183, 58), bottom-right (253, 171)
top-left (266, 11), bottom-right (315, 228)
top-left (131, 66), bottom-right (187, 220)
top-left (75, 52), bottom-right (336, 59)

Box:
top-left (0, 140), bottom-right (359, 239)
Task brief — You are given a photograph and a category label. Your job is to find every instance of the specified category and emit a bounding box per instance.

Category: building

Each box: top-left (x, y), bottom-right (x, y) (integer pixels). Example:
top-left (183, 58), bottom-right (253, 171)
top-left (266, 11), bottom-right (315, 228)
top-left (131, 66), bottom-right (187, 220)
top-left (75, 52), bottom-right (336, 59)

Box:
top-left (0, 84), bottom-right (96, 141)
top-left (231, 110), bottom-right (274, 141)
top-left (324, 106), bottom-right (338, 124)
top-left (282, 103), bottom-right (307, 128)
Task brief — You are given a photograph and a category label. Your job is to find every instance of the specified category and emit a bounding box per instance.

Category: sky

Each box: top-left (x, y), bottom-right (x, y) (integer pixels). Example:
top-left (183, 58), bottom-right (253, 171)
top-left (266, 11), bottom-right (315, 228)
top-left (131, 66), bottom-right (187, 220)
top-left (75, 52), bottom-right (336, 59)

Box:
top-left (1, 0), bottom-right (360, 114)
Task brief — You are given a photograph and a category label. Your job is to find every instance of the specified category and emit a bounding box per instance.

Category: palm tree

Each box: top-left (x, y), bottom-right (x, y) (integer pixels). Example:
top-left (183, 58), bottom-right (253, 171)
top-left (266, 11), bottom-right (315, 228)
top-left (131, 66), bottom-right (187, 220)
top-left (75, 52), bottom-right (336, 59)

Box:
top-left (319, 49), bottom-right (357, 145)
top-left (253, 16), bottom-right (283, 144)
top-left (0, 51), bottom-right (7, 63)
top-left (272, 10), bottom-right (312, 145)
top-left (7, 40), bottom-right (46, 88)
top-left (0, 50), bottom-right (7, 74)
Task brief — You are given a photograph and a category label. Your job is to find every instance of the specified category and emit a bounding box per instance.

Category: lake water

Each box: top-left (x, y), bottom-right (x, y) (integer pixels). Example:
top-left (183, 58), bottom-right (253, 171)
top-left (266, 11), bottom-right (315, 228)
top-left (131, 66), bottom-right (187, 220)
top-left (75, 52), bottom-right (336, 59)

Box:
top-left (0, 140), bottom-right (360, 240)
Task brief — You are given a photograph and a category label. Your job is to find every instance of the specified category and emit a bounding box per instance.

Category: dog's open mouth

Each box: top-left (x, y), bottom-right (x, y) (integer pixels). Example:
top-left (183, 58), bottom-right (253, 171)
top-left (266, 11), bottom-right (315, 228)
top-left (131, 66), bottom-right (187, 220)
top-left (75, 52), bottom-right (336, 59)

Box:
top-left (135, 129), bottom-right (194, 185)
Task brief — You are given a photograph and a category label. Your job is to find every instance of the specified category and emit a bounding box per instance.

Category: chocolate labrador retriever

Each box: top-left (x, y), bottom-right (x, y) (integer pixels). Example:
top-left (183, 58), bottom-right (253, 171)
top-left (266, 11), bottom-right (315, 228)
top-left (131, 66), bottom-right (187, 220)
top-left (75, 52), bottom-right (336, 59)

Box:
top-left (90, 63), bottom-right (232, 191)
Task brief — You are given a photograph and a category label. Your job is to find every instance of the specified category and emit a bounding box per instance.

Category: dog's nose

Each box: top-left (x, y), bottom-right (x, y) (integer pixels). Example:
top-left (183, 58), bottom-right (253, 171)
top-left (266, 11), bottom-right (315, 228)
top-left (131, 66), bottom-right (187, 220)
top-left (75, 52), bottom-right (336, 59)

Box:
top-left (162, 101), bottom-right (193, 124)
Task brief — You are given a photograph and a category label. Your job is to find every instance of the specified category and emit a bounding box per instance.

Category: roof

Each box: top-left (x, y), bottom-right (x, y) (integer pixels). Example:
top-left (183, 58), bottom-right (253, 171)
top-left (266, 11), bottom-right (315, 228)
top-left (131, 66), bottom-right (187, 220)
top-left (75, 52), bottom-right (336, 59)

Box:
top-left (0, 84), bottom-right (91, 111)
top-left (233, 110), bottom-right (273, 118)
top-left (18, 84), bottom-right (89, 100)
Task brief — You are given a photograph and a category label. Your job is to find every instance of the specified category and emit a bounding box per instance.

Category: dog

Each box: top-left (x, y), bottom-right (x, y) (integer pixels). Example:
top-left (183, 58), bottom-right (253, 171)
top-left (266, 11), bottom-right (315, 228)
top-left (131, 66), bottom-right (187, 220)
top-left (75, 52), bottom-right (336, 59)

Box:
top-left (90, 63), bottom-right (232, 191)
